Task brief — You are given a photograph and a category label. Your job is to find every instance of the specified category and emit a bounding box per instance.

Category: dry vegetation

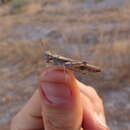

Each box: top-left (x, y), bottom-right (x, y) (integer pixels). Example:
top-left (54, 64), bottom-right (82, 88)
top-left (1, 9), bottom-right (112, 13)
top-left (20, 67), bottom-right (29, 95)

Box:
top-left (0, 1), bottom-right (130, 130)
top-left (0, 39), bottom-right (130, 88)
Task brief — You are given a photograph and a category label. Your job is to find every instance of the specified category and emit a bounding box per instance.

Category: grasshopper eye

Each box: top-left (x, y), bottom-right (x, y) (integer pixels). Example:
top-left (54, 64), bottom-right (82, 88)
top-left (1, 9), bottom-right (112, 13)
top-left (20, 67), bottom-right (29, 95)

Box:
top-left (43, 55), bottom-right (52, 62)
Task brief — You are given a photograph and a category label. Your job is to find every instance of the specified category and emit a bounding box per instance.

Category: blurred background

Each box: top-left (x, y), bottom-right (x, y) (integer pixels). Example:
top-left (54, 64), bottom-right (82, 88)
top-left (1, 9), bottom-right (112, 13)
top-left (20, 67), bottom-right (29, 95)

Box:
top-left (0, 0), bottom-right (130, 130)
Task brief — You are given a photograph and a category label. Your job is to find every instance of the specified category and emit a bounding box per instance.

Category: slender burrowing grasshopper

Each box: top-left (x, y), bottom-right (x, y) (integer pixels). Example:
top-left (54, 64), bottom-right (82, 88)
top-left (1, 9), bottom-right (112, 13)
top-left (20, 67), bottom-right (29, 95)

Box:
top-left (43, 51), bottom-right (101, 73)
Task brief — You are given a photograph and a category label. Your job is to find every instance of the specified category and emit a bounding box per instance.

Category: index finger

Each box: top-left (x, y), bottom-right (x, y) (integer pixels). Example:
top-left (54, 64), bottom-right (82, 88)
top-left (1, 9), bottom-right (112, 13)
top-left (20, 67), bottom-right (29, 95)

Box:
top-left (11, 90), bottom-right (44, 130)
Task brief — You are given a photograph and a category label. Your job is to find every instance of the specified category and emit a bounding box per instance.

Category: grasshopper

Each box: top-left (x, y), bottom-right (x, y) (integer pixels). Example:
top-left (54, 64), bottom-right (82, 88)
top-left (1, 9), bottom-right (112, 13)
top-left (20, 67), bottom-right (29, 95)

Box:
top-left (43, 51), bottom-right (101, 73)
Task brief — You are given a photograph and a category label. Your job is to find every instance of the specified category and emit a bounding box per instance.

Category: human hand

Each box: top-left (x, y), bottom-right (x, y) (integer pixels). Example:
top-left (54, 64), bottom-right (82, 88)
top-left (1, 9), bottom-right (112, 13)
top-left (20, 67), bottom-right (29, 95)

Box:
top-left (11, 68), bottom-right (109, 130)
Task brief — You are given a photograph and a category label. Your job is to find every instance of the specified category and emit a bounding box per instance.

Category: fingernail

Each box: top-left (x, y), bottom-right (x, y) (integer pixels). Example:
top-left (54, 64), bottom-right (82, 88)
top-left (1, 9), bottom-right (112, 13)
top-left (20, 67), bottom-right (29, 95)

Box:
top-left (39, 68), bottom-right (75, 105)
top-left (95, 113), bottom-right (109, 130)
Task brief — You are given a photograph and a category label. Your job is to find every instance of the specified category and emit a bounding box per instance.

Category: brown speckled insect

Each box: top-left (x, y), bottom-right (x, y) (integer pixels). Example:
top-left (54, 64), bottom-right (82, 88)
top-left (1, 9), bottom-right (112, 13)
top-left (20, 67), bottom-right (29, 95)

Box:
top-left (43, 51), bottom-right (101, 73)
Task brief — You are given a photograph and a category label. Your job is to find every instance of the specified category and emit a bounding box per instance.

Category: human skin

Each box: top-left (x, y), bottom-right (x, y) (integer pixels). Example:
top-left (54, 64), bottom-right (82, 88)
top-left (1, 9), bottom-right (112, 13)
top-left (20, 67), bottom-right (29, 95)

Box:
top-left (11, 68), bottom-right (109, 130)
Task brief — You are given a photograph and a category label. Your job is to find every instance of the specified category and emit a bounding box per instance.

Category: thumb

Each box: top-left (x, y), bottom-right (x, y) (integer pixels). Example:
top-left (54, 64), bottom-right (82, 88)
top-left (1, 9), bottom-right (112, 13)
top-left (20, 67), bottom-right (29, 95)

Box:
top-left (38, 68), bottom-right (83, 130)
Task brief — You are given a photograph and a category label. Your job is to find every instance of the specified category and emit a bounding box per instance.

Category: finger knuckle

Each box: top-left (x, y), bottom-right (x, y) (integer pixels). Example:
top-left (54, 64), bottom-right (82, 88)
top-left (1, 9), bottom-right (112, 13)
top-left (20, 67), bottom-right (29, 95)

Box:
top-left (46, 118), bottom-right (76, 130)
top-left (98, 97), bottom-right (104, 105)
top-left (88, 86), bottom-right (97, 93)
top-left (10, 116), bottom-right (17, 129)
top-left (88, 86), bottom-right (104, 105)
top-left (11, 116), bottom-right (16, 124)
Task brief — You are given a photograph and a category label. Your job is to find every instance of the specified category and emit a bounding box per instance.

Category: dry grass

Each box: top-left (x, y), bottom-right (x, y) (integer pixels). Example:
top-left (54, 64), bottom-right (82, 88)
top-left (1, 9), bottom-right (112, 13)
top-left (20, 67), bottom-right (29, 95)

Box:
top-left (0, 40), bottom-right (46, 79)
top-left (0, 39), bottom-right (129, 88)
top-left (89, 41), bottom-right (130, 89)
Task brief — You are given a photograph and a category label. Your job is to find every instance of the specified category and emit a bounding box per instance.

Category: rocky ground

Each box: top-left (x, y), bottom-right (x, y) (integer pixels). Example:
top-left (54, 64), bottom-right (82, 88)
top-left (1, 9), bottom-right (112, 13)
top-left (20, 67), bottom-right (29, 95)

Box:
top-left (0, 0), bottom-right (130, 130)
